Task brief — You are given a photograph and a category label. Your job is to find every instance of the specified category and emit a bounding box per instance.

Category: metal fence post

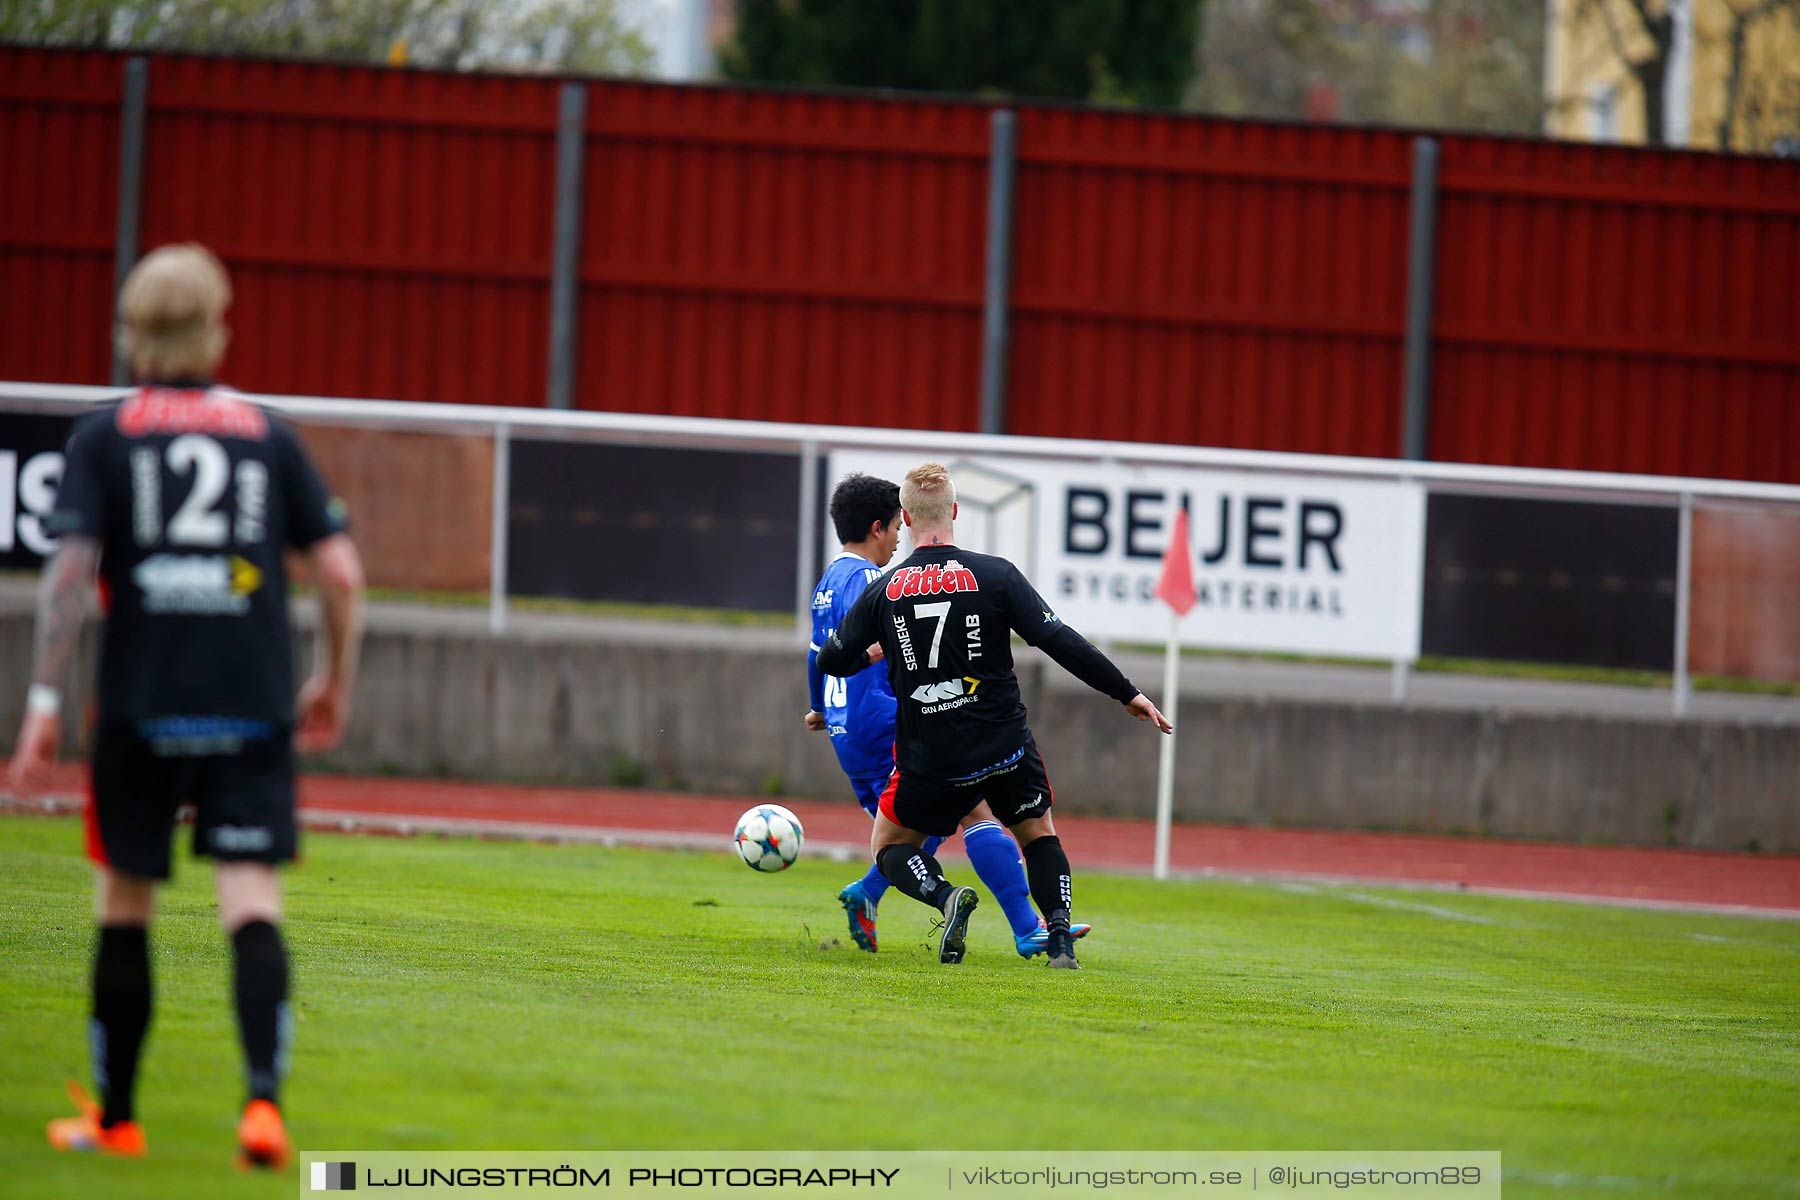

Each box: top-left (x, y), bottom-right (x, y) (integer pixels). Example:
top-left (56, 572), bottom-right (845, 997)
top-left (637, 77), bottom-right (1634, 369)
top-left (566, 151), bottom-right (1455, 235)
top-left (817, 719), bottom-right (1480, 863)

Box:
top-left (545, 82), bottom-right (587, 410)
top-left (795, 441), bottom-right (821, 644)
top-left (1673, 490), bottom-right (1693, 716)
top-left (978, 109), bottom-right (1018, 437)
top-left (1401, 136), bottom-right (1440, 462)
top-left (110, 56), bottom-right (149, 387)
top-left (489, 423), bottom-right (511, 635)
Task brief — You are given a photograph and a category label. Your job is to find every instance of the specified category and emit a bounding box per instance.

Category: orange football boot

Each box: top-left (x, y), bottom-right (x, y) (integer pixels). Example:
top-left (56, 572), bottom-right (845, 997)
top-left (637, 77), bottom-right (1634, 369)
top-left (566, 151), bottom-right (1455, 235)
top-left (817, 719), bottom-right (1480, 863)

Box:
top-left (236, 1099), bottom-right (291, 1170)
top-left (46, 1081), bottom-right (147, 1157)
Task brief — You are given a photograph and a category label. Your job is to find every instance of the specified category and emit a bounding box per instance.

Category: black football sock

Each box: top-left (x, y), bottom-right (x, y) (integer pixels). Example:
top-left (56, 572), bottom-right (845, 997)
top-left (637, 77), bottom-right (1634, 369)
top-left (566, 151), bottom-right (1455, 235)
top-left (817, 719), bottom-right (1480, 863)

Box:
top-left (93, 925), bottom-right (153, 1128)
top-left (875, 844), bottom-right (954, 910)
top-left (231, 920), bottom-right (290, 1106)
top-left (1023, 835), bottom-right (1074, 931)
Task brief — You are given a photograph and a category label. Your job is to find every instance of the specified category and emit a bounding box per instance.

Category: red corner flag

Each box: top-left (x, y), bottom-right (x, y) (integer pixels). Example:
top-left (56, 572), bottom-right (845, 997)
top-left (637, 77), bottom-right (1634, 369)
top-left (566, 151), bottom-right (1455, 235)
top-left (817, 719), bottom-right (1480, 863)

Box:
top-left (1155, 506), bottom-right (1197, 616)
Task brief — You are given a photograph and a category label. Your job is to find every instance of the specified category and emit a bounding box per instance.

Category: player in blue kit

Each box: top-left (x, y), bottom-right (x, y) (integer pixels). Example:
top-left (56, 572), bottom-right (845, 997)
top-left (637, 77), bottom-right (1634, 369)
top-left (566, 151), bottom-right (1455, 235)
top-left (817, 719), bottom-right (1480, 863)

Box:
top-left (805, 474), bottom-right (1086, 957)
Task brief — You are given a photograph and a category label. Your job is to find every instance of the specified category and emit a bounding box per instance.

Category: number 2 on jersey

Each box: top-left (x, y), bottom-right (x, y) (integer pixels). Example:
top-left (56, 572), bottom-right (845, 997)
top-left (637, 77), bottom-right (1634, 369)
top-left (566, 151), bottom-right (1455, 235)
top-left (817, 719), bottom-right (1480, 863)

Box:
top-left (132, 434), bottom-right (266, 548)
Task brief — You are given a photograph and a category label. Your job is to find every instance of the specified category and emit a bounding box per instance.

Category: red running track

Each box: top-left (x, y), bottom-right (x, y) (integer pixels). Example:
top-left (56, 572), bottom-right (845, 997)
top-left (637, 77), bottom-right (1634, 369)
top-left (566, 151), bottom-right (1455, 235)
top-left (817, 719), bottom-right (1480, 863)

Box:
top-left (6, 764), bottom-right (1798, 916)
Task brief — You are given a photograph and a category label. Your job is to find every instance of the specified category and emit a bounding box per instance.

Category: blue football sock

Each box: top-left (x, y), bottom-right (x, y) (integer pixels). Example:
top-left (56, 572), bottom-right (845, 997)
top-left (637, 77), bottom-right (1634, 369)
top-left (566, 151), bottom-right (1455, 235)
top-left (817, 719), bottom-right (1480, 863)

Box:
top-left (961, 821), bottom-right (1038, 938)
top-left (857, 859), bottom-right (889, 904)
top-left (858, 836), bottom-right (943, 905)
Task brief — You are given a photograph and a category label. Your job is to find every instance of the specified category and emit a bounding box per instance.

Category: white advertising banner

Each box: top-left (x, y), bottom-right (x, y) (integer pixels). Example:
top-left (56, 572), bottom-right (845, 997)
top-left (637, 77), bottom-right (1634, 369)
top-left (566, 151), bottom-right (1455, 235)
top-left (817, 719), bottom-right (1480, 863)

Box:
top-left (826, 450), bottom-right (1425, 661)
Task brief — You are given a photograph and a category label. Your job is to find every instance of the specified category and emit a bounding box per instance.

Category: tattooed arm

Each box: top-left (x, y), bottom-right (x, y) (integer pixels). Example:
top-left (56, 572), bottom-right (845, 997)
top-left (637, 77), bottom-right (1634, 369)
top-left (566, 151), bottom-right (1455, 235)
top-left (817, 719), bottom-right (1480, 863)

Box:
top-left (8, 535), bottom-right (98, 796)
top-left (31, 535), bottom-right (98, 688)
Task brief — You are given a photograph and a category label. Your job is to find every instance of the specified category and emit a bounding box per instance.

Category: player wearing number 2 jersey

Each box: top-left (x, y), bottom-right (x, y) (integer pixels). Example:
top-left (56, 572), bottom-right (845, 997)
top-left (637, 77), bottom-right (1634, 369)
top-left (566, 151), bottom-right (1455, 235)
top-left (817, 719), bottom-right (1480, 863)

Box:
top-left (7, 244), bottom-right (366, 1171)
top-left (817, 462), bottom-right (1171, 969)
top-left (55, 377), bottom-right (341, 741)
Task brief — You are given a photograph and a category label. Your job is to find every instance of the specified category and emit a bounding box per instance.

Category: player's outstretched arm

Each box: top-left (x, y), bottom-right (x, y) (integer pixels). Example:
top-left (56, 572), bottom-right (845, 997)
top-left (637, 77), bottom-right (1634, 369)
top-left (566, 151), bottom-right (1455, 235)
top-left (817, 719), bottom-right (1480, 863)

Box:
top-left (1125, 692), bottom-right (1174, 734)
top-left (1042, 629), bottom-right (1172, 734)
top-left (8, 535), bottom-right (99, 796)
top-left (1036, 623), bottom-right (1167, 724)
top-left (296, 533), bottom-right (365, 753)
top-left (1000, 563), bottom-right (1164, 729)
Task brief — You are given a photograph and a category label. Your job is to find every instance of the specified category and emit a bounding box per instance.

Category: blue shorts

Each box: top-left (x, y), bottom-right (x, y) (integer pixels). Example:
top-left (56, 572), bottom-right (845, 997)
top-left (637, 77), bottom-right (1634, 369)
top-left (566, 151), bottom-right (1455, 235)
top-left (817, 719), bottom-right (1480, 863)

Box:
top-left (849, 774), bottom-right (892, 820)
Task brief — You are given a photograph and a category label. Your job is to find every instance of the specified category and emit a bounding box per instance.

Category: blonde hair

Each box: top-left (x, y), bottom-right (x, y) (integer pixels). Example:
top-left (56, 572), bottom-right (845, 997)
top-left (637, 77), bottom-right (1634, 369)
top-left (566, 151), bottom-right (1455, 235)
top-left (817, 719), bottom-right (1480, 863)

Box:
top-left (118, 243), bottom-right (232, 380)
top-left (900, 461), bottom-right (956, 529)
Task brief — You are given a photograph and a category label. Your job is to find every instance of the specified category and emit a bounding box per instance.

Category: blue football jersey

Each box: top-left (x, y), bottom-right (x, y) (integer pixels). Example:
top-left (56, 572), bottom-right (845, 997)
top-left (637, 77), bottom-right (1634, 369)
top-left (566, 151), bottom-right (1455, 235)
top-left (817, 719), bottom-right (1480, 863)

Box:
top-left (807, 551), bottom-right (897, 781)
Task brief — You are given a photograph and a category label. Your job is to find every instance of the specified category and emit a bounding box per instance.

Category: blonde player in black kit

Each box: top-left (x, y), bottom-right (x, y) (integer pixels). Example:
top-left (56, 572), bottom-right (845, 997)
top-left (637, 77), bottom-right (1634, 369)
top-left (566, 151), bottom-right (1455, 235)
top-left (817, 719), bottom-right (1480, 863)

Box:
top-left (7, 244), bottom-right (365, 1168)
top-left (817, 462), bottom-right (1171, 968)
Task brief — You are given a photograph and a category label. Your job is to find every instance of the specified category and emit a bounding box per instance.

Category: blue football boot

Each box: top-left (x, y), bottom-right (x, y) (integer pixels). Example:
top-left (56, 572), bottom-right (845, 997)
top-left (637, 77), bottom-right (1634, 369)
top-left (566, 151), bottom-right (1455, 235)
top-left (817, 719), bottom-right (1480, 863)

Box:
top-left (837, 880), bottom-right (879, 953)
top-left (1016, 917), bottom-right (1092, 959)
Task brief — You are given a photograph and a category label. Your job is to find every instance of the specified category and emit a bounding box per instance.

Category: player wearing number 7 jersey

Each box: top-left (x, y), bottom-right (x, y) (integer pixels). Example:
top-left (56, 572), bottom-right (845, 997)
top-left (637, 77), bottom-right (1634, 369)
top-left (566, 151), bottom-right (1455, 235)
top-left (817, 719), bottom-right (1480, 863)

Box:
top-left (817, 462), bottom-right (1171, 969)
top-left (7, 244), bottom-right (365, 1170)
top-left (805, 474), bottom-right (1084, 959)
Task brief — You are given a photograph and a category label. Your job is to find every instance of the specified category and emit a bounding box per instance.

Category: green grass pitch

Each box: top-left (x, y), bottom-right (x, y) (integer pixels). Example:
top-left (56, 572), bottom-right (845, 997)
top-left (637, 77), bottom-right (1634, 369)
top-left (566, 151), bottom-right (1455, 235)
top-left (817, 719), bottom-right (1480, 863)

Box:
top-left (1, 815), bottom-right (1796, 1199)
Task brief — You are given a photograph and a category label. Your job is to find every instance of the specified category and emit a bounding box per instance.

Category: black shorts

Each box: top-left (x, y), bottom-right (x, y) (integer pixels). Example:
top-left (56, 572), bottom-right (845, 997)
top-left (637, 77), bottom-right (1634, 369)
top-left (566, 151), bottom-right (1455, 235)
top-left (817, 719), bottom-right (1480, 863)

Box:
top-left (876, 732), bottom-right (1055, 839)
top-left (86, 727), bottom-right (297, 880)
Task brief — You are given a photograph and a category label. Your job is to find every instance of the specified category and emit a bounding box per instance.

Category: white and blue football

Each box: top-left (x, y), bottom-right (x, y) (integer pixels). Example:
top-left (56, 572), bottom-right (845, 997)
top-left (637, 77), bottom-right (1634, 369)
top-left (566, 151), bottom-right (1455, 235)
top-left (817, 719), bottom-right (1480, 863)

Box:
top-left (734, 804), bottom-right (805, 873)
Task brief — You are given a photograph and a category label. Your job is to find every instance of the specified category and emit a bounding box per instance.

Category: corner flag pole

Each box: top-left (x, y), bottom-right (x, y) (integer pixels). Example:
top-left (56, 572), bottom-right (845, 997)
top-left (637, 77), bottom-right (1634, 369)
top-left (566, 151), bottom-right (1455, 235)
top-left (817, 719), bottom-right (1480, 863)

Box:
top-left (1151, 505), bottom-right (1196, 882)
top-left (1153, 607), bottom-right (1180, 880)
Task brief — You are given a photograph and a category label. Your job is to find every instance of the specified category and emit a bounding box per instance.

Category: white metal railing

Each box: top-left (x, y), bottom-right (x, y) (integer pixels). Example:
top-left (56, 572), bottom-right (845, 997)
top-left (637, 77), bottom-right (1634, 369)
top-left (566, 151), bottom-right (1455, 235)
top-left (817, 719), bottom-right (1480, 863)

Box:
top-left (7, 382), bottom-right (1798, 502)
top-left (6, 380), bottom-right (1799, 716)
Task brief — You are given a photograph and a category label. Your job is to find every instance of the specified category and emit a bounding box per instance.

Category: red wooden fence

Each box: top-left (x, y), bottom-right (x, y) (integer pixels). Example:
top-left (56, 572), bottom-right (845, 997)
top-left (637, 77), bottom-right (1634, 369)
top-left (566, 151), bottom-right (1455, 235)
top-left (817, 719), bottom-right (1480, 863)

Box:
top-left (1008, 109), bottom-right (1414, 459)
top-left (0, 49), bottom-right (122, 384)
top-left (573, 82), bottom-right (990, 433)
top-left (1430, 135), bottom-right (1799, 482)
top-left (2, 47), bottom-right (1795, 481)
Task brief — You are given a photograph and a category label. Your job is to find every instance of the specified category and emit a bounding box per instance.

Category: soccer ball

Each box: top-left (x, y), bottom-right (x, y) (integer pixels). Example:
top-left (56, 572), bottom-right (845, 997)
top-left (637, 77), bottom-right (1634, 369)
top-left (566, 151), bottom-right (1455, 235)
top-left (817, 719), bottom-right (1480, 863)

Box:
top-left (734, 804), bottom-right (804, 873)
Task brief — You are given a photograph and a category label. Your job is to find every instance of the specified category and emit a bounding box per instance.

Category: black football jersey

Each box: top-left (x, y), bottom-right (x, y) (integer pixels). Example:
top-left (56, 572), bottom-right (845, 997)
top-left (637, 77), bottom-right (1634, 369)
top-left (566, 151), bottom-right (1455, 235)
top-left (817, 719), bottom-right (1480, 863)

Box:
top-left (47, 385), bottom-right (345, 734)
top-left (822, 544), bottom-right (1137, 783)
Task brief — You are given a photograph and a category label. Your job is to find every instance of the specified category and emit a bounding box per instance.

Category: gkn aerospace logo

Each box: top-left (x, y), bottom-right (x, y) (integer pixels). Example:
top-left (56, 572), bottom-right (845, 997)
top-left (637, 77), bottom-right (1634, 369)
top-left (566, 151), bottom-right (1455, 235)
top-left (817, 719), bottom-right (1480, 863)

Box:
top-left (133, 553), bottom-right (263, 614)
top-left (910, 677), bottom-right (981, 714)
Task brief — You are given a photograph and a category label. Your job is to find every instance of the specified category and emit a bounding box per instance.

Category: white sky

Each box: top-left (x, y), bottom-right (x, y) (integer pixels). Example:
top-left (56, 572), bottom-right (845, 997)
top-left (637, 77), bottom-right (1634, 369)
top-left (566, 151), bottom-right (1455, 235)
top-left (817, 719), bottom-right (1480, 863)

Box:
top-left (620, 0), bottom-right (696, 79)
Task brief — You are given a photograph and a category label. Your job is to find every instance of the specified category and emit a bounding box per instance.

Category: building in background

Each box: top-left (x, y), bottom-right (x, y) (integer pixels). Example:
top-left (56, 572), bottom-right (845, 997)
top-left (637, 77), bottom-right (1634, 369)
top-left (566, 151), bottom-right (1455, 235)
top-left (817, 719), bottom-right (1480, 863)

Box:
top-left (1545, 0), bottom-right (1800, 152)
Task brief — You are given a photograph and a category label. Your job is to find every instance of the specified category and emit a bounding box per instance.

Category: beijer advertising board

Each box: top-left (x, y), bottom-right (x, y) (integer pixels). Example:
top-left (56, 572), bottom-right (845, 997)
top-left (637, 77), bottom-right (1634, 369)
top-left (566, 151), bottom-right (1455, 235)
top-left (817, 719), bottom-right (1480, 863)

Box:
top-left (826, 451), bottom-right (1426, 661)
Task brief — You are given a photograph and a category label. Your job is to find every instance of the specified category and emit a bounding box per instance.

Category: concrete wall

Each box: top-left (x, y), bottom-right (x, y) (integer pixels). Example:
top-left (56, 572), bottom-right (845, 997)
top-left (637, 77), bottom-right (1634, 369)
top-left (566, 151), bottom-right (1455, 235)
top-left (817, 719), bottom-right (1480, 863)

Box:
top-left (1031, 686), bottom-right (1798, 851)
top-left (3, 607), bottom-right (1795, 852)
